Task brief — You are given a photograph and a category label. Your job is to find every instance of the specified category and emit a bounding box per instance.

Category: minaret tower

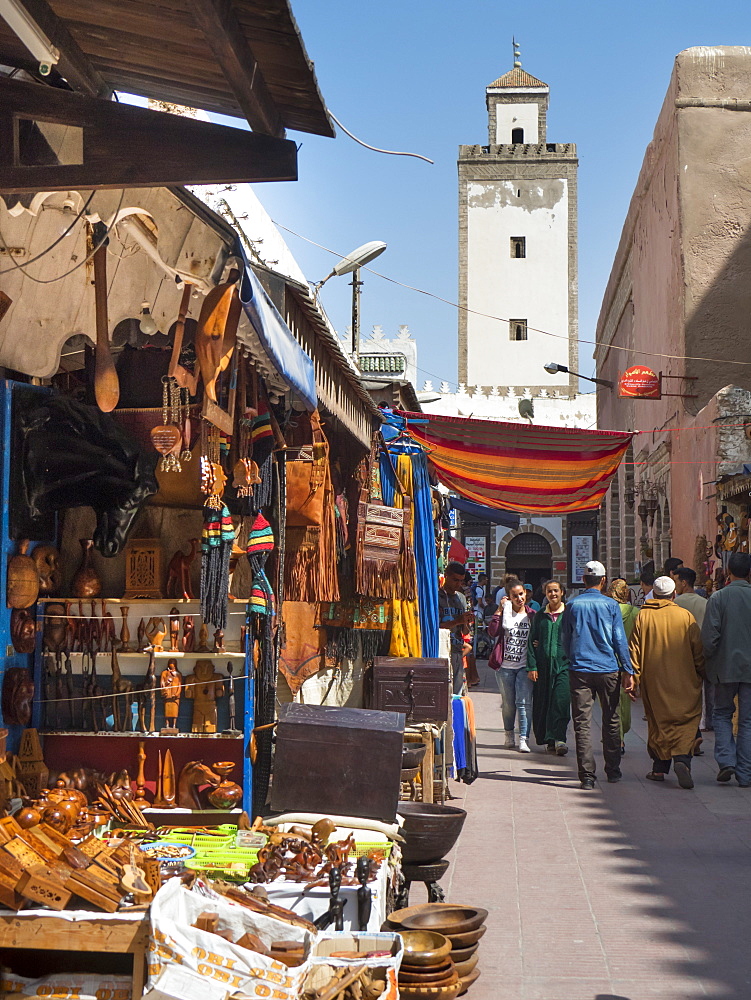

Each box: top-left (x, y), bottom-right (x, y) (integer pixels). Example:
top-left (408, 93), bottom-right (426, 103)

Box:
top-left (458, 42), bottom-right (578, 395)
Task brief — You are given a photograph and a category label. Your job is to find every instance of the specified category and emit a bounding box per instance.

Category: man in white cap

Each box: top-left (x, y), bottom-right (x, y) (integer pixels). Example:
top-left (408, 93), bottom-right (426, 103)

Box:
top-left (628, 576), bottom-right (705, 788)
top-left (561, 560), bottom-right (633, 789)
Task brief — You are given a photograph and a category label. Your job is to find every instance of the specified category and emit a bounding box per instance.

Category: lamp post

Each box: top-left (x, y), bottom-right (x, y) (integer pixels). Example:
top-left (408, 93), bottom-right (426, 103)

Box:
top-left (543, 361), bottom-right (614, 389)
top-left (314, 241), bottom-right (387, 360)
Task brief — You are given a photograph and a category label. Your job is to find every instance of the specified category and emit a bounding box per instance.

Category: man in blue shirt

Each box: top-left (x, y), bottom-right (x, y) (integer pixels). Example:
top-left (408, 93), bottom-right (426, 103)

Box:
top-left (562, 560), bottom-right (634, 789)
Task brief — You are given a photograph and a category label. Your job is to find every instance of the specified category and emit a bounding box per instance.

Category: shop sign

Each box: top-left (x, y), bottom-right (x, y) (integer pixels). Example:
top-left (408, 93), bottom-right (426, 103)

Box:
top-left (464, 535), bottom-right (487, 576)
top-left (618, 366), bottom-right (661, 399)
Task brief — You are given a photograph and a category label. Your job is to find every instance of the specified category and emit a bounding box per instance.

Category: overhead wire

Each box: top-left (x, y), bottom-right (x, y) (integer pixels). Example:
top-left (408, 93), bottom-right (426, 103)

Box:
top-left (0, 189), bottom-right (126, 284)
top-left (273, 220), bottom-right (751, 371)
top-left (0, 191), bottom-right (95, 275)
top-left (327, 110), bottom-right (434, 164)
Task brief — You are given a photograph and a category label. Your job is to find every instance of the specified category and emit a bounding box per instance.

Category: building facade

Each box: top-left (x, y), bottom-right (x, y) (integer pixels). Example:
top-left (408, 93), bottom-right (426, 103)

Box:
top-left (596, 47), bottom-right (751, 587)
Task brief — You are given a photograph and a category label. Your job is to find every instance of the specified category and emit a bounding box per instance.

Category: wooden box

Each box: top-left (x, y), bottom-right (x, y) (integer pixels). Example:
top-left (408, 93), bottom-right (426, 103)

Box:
top-left (371, 657), bottom-right (451, 724)
top-left (271, 704), bottom-right (405, 822)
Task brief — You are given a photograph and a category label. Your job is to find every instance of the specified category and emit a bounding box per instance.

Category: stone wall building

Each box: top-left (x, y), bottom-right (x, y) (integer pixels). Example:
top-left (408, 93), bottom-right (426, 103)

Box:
top-left (596, 47), bottom-right (751, 587)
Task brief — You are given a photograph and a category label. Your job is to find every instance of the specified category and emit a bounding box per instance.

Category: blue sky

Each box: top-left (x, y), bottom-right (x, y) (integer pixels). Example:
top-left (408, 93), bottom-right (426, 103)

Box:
top-left (242, 2), bottom-right (751, 390)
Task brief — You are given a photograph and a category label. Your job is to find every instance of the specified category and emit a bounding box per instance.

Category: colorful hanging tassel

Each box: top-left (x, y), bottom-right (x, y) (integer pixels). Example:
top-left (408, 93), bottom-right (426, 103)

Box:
top-left (200, 501), bottom-right (234, 629)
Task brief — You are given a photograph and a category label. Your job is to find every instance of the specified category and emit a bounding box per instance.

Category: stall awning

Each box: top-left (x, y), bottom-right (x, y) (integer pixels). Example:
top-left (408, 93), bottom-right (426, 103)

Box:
top-left (450, 496), bottom-right (520, 530)
top-left (239, 263), bottom-right (317, 412)
top-left (397, 410), bottom-right (633, 514)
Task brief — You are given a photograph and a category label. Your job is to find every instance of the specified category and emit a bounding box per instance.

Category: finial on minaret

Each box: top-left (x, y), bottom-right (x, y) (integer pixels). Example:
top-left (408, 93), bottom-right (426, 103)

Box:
top-left (513, 37), bottom-right (521, 68)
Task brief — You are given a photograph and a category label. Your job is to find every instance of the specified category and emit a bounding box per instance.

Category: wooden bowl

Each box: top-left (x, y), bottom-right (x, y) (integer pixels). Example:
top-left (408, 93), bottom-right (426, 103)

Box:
top-left (447, 924), bottom-right (487, 949)
top-left (449, 943), bottom-right (478, 964)
top-left (398, 983), bottom-right (463, 1000)
top-left (400, 965), bottom-right (458, 987)
top-left (400, 960), bottom-right (454, 977)
top-left (458, 966), bottom-right (481, 994)
top-left (400, 906), bottom-right (489, 936)
top-left (453, 953), bottom-right (479, 979)
top-left (399, 930), bottom-right (452, 967)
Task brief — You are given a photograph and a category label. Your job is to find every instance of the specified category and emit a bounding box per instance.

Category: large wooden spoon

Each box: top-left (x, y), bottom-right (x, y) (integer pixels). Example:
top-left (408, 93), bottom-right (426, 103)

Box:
top-left (92, 235), bottom-right (119, 412)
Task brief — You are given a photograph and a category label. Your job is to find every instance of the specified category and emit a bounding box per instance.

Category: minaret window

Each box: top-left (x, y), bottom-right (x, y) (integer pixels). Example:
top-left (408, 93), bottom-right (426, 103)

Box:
top-left (509, 319), bottom-right (528, 341)
top-left (510, 237), bottom-right (526, 258)
top-left (511, 127), bottom-right (524, 144)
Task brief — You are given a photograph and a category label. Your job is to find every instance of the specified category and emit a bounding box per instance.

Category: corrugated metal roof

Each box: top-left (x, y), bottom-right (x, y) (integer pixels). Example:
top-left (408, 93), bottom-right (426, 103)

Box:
top-left (487, 67), bottom-right (547, 89)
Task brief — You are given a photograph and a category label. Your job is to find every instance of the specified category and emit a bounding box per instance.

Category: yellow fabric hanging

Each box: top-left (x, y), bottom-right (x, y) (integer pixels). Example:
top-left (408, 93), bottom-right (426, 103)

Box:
top-left (388, 454), bottom-right (421, 657)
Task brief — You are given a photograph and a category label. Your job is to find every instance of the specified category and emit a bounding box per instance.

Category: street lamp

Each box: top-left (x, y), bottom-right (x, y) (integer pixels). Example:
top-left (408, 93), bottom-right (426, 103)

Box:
top-left (544, 361), bottom-right (614, 389)
top-left (314, 241), bottom-right (387, 357)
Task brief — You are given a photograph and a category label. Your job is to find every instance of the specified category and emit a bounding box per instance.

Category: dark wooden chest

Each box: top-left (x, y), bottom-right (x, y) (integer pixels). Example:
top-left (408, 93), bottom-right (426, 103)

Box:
top-left (371, 657), bottom-right (451, 724)
top-left (270, 703), bottom-right (405, 822)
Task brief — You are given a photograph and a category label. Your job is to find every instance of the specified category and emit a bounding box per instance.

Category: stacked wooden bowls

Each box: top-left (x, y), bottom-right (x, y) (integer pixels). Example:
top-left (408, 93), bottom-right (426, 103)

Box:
top-left (397, 930), bottom-right (462, 1000)
top-left (387, 904), bottom-right (488, 995)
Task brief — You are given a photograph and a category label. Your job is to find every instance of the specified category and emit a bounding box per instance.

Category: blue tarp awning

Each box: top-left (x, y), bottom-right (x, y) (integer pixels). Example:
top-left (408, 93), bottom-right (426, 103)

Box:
top-left (450, 495), bottom-right (520, 530)
top-left (239, 261), bottom-right (317, 411)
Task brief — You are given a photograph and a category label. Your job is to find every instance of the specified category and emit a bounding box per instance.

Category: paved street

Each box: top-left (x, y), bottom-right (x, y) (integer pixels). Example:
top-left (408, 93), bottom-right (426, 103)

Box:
top-left (439, 664), bottom-right (751, 1000)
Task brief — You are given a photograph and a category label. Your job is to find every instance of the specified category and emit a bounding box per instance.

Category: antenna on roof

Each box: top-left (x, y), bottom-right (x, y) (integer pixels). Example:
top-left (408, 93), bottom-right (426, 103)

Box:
top-left (513, 37), bottom-right (521, 68)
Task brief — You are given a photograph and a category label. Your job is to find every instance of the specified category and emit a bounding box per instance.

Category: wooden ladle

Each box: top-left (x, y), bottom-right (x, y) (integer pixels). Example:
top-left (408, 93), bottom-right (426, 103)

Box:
top-left (92, 232), bottom-right (119, 412)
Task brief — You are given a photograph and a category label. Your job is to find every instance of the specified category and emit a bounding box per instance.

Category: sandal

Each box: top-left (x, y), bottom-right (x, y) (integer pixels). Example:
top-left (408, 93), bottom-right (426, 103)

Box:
top-left (645, 772), bottom-right (665, 782)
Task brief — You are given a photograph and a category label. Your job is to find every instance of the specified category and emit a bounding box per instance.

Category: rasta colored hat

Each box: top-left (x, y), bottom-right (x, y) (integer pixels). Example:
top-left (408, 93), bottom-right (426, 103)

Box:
top-left (246, 513), bottom-right (274, 555)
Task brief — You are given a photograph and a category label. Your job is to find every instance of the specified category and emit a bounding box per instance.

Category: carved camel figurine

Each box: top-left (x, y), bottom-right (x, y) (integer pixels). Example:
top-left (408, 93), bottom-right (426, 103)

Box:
top-left (166, 539), bottom-right (199, 600)
top-left (177, 760), bottom-right (221, 809)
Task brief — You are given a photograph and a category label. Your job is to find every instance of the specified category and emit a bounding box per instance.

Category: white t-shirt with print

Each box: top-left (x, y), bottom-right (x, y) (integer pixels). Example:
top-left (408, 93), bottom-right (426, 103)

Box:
top-left (501, 603), bottom-right (531, 671)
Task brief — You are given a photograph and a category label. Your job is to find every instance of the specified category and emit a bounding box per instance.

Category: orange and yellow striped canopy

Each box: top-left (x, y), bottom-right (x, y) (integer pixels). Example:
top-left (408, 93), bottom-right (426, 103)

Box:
top-left (397, 411), bottom-right (632, 514)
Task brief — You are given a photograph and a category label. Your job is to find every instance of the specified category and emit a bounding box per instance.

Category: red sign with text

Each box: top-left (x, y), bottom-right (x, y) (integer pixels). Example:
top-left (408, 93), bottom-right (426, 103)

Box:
top-left (618, 366), bottom-right (661, 399)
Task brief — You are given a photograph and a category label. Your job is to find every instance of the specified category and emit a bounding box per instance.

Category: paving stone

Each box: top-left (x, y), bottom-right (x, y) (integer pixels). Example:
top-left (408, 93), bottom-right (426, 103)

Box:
top-left (440, 663), bottom-right (751, 1000)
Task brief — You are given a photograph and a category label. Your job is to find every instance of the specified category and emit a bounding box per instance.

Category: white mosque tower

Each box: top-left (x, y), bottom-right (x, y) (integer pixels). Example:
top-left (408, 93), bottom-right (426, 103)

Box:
top-left (457, 41), bottom-right (579, 398)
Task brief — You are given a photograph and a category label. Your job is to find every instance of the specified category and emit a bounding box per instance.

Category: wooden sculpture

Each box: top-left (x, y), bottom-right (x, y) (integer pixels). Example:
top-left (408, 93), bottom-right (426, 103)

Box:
top-left (133, 741), bottom-right (148, 808)
top-left (31, 544), bottom-right (61, 596)
top-left (71, 539), bottom-right (102, 599)
top-left (196, 623), bottom-right (210, 653)
top-left (7, 540), bottom-right (39, 609)
top-left (145, 617), bottom-right (166, 652)
top-left (169, 608), bottom-right (180, 652)
top-left (120, 606), bottom-right (131, 651)
top-left (166, 540), bottom-right (199, 600)
top-left (43, 603), bottom-right (67, 654)
top-left (137, 618), bottom-right (147, 652)
top-left (212, 629), bottom-right (225, 653)
top-left (110, 641), bottom-right (134, 732)
top-left (177, 760), bottom-right (221, 809)
top-left (11, 609), bottom-right (36, 654)
top-left (152, 748), bottom-right (176, 809)
top-left (100, 600), bottom-right (116, 653)
top-left (160, 659), bottom-right (182, 734)
top-left (185, 660), bottom-right (225, 733)
top-left (2, 668), bottom-right (34, 727)
top-left (182, 615), bottom-right (195, 653)
top-left (195, 273), bottom-right (240, 406)
top-left (92, 236), bottom-right (120, 412)
top-left (139, 652), bottom-right (157, 733)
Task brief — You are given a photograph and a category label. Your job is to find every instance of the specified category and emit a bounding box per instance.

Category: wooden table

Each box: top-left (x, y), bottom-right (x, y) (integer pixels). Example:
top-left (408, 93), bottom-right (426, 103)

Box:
top-left (0, 910), bottom-right (149, 997)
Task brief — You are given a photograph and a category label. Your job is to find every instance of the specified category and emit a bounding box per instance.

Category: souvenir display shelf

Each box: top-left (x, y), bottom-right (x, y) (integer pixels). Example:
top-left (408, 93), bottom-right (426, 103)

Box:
top-left (32, 596), bottom-right (253, 809)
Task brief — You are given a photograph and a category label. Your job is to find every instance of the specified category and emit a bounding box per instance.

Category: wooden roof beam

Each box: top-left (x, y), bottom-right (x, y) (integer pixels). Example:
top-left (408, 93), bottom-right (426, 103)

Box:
top-left (8, 0), bottom-right (111, 97)
top-left (188, 0), bottom-right (285, 138)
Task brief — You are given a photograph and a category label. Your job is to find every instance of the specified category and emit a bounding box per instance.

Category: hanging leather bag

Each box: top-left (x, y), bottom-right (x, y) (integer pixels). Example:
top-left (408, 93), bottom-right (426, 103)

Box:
top-left (286, 411), bottom-right (327, 527)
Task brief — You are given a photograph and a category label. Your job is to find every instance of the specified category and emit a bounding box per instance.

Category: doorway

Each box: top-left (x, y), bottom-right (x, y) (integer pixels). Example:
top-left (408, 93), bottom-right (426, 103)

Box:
top-left (505, 532), bottom-right (553, 595)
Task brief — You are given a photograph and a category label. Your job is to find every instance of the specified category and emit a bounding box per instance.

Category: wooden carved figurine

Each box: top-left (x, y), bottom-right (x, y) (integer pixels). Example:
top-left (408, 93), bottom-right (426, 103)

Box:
top-left (224, 662), bottom-right (241, 735)
top-left (196, 623), bottom-right (210, 653)
top-left (185, 660), bottom-right (224, 733)
top-left (110, 641), bottom-right (134, 732)
top-left (182, 615), bottom-right (195, 653)
top-left (314, 866), bottom-right (346, 931)
top-left (7, 539), bottom-right (40, 609)
top-left (31, 544), bottom-right (61, 596)
top-left (134, 741), bottom-right (148, 808)
top-left (212, 628), bottom-right (225, 653)
top-left (166, 539), bottom-right (199, 600)
top-left (43, 603), bottom-right (67, 654)
top-left (100, 600), bottom-right (116, 653)
top-left (356, 855), bottom-right (373, 931)
top-left (139, 652), bottom-right (157, 733)
top-left (145, 617), bottom-right (166, 652)
top-left (2, 667), bottom-right (34, 726)
top-left (177, 760), bottom-right (221, 809)
top-left (169, 608), bottom-right (180, 652)
top-left (11, 608), bottom-right (36, 654)
top-left (160, 659), bottom-right (182, 734)
top-left (137, 618), bottom-right (147, 652)
top-left (153, 748), bottom-right (177, 809)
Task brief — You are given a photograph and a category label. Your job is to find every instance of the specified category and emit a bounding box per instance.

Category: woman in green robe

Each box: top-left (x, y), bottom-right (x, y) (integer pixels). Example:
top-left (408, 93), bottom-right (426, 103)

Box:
top-left (527, 580), bottom-right (570, 755)
top-left (607, 578), bottom-right (640, 753)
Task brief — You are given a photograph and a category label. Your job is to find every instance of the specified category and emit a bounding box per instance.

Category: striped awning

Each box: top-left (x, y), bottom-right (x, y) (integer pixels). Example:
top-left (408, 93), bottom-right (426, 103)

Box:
top-left (396, 411), bottom-right (633, 514)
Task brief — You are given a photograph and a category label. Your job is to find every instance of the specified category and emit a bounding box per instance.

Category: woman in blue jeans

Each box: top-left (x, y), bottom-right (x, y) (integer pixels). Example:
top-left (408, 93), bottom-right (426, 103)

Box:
top-left (489, 579), bottom-right (536, 752)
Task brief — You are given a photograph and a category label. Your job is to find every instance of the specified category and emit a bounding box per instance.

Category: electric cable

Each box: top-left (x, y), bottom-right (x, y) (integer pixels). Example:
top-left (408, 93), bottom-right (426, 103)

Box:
top-left (0, 189), bottom-right (125, 284)
top-left (0, 191), bottom-right (95, 275)
top-left (327, 110), bottom-right (434, 164)
top-left (274, 219), bottom-right (751, 371)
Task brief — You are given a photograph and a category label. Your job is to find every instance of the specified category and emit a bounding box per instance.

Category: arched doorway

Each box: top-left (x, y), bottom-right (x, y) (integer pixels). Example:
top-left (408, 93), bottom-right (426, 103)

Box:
top-left (505, 532), bottom-right (553, 593)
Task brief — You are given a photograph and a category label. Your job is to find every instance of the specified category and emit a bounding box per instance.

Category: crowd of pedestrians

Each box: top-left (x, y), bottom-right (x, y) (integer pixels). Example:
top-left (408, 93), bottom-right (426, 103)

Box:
top-left (459, 551), bottom-right (751, 790)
